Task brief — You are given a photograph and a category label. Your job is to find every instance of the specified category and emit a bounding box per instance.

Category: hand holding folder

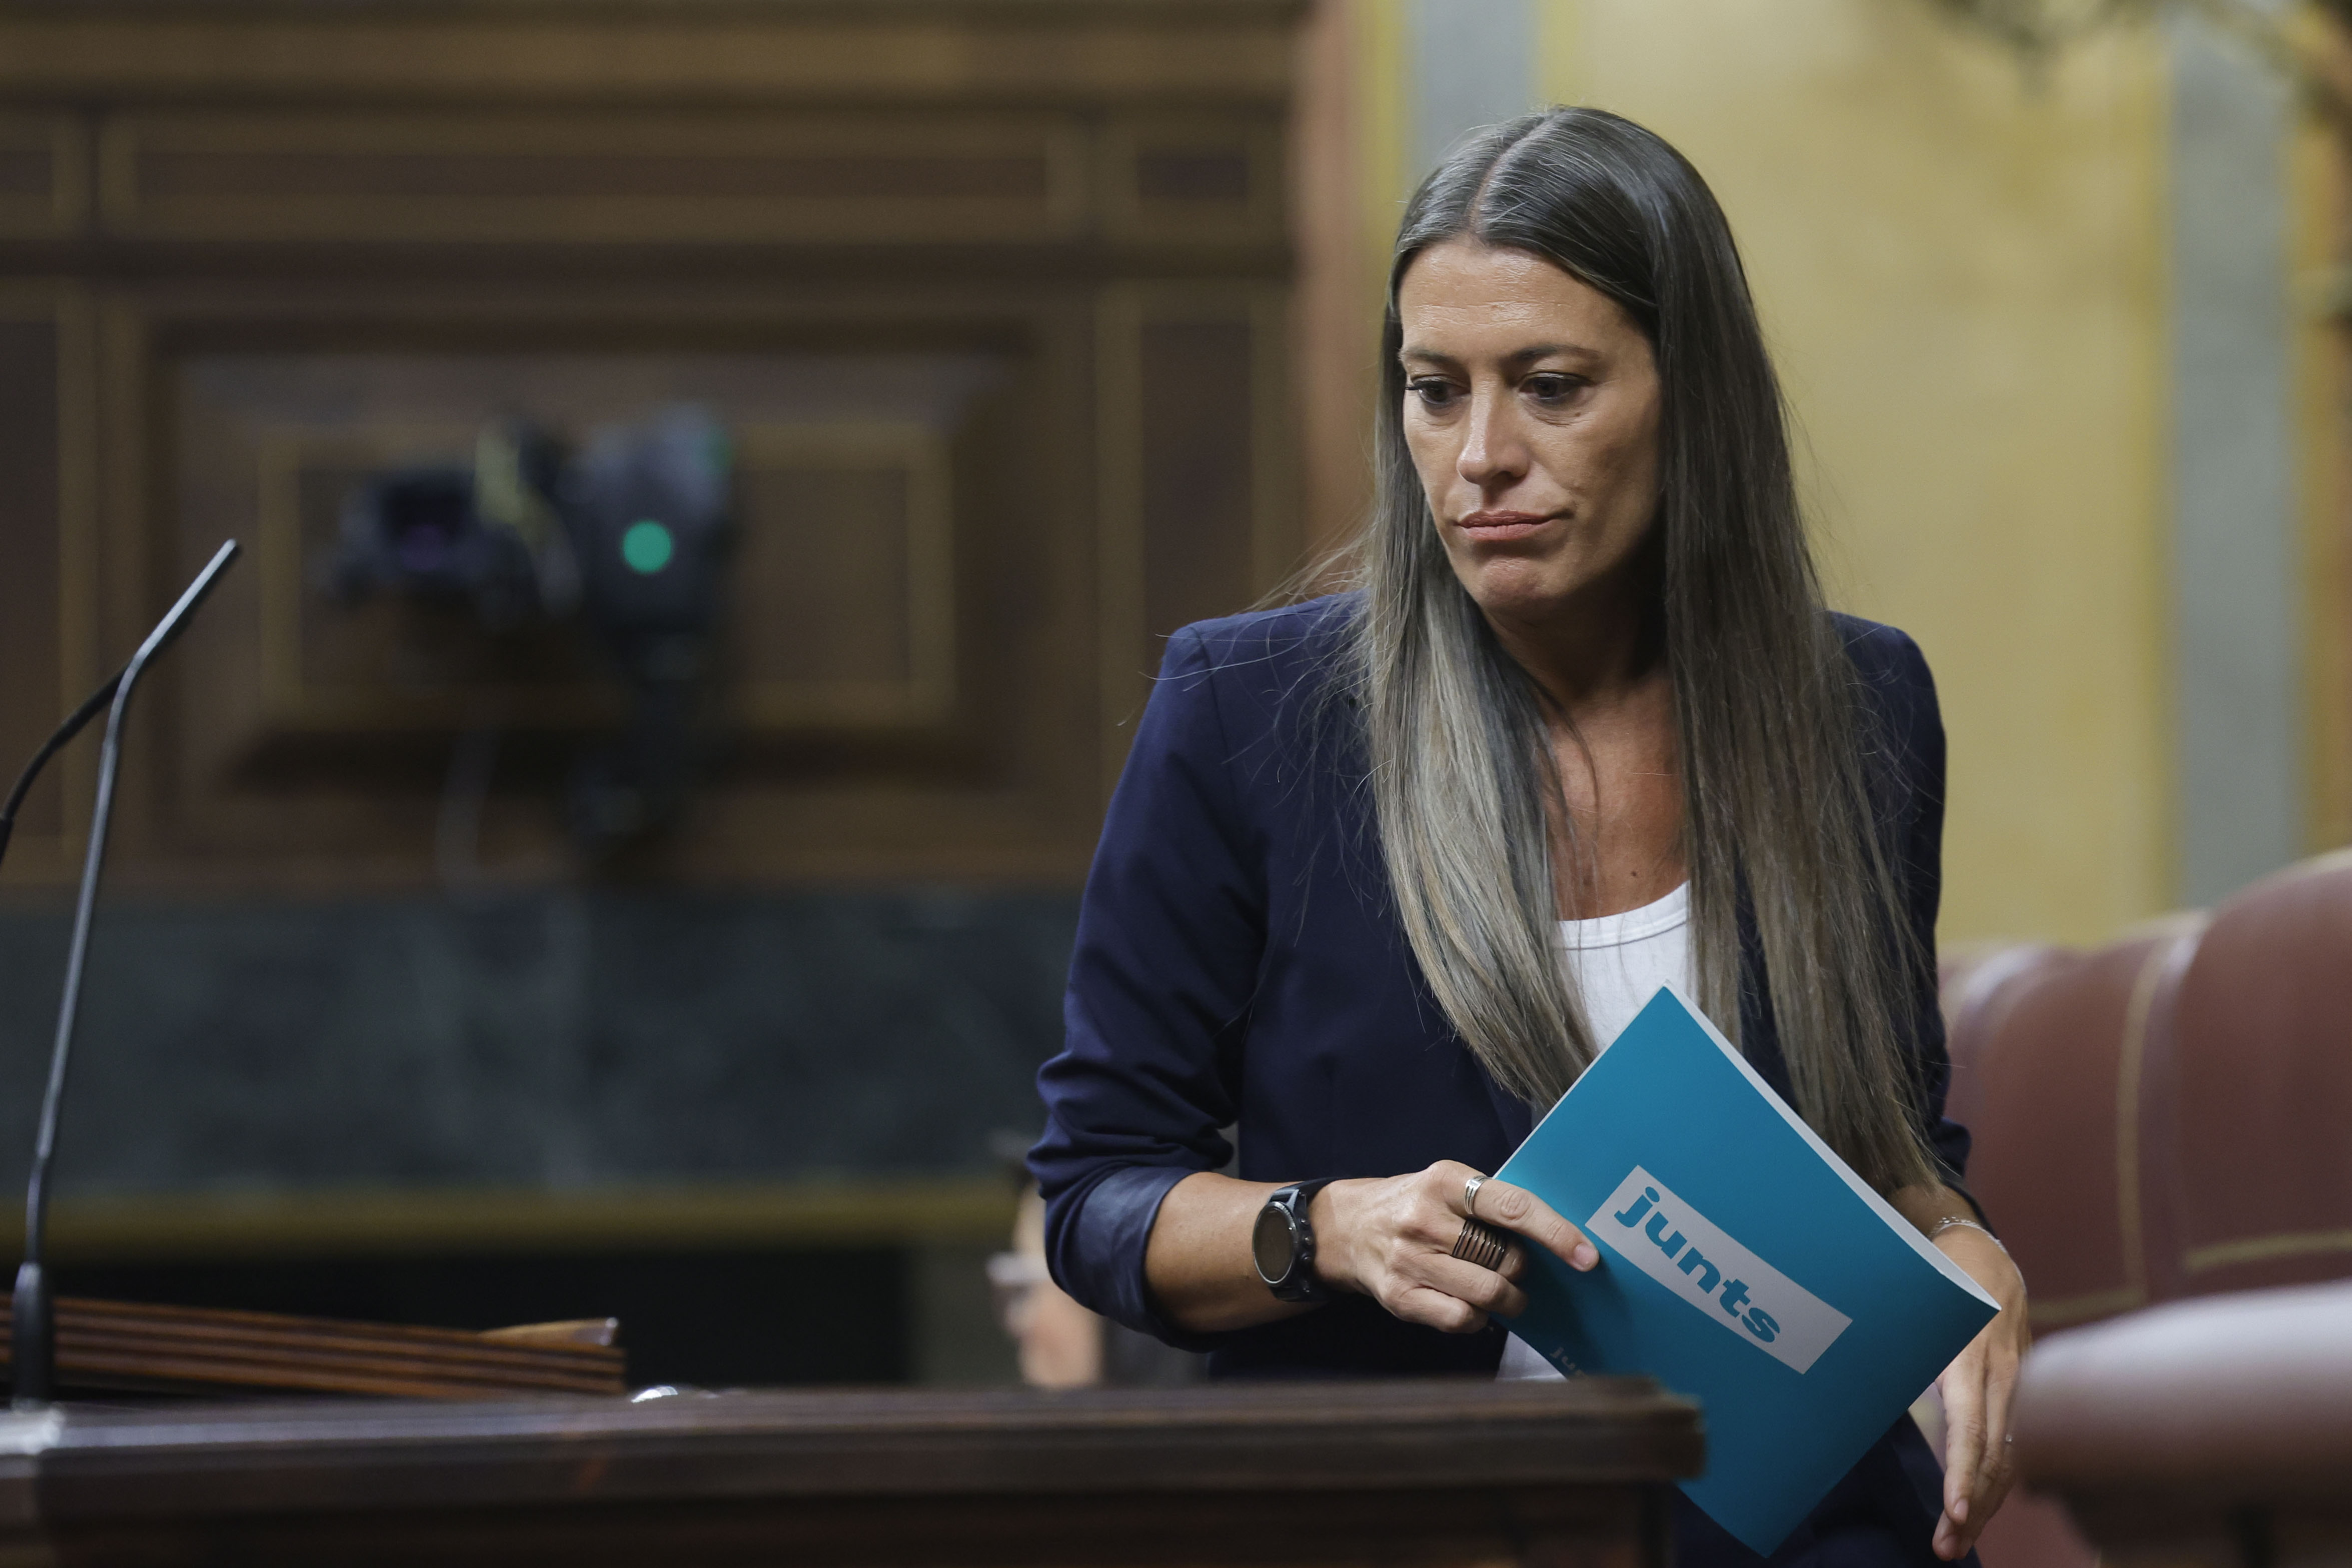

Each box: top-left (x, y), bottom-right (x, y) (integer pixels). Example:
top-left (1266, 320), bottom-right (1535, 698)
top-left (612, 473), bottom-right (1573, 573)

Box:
top-left (1492, 986), bottom-right (2001, 1555)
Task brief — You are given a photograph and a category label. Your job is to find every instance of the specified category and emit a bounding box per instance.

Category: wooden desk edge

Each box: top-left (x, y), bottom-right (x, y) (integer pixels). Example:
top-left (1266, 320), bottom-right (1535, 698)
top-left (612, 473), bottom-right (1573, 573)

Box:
top-left (0, 1378), bottom-right (1705, 1535)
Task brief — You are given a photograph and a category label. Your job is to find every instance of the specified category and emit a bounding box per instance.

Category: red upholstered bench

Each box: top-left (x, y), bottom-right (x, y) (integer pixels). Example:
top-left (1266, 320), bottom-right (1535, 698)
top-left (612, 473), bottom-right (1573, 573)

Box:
top-left (2160, 850), bottom-right (2352, 1302)
top-left (1942, 921), bottom-right (2202, 1336)
top-left (1938, 849), bottom-right (2352, 1568)
top-left (1941, 929), bottom-right (2202, 1568)
top-left (1945, 850), bottom-right (2352, 1321)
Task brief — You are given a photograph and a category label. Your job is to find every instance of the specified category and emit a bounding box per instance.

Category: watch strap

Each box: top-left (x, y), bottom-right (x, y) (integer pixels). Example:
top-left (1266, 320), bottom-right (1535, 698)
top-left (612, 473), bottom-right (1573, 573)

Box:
top-left (1259, 1178), bottom-right (1338, 1302)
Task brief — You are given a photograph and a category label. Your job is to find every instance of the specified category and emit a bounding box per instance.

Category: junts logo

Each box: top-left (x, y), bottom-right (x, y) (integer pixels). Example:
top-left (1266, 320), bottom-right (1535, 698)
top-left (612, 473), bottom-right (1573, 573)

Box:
top-left (1588, 1166), bottom-right (1852, 1374)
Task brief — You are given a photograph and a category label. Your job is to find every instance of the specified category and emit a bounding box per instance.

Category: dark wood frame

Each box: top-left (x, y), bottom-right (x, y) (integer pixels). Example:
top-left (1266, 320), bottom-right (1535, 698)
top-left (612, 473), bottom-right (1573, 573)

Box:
top-left (0, 0), bottom-right (1309, 895)
top-left (0, 1376), bottom-right (1703, 1568)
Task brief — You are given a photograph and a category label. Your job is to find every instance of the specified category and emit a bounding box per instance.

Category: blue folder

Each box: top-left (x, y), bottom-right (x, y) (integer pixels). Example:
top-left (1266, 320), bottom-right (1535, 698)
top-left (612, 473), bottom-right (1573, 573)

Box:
top-left (1494, 985), bottom-right (1998, 1554)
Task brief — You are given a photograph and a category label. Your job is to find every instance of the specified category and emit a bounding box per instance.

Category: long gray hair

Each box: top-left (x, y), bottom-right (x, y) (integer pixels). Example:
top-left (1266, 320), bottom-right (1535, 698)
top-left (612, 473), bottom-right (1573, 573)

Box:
top-left (1342, 108), bottom-right (1937, 1196)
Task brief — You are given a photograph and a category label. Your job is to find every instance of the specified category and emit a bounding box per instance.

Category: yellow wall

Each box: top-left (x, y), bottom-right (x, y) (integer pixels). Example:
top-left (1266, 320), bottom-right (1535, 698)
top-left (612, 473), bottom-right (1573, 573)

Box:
top-left (1552, 2), bottom-right (2173, 948)
top-left (1350, 1), bottom-right (2178, 947)
top-left (2293, 110), bottom-right (2352, 856)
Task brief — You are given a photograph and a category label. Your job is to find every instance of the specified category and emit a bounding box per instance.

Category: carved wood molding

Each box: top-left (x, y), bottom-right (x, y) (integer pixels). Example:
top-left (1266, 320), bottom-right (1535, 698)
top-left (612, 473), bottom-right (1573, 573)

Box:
top-left (0, 0), bottom-right (1304, 891)
top-left (0, 2), bottom-right (1303, 109)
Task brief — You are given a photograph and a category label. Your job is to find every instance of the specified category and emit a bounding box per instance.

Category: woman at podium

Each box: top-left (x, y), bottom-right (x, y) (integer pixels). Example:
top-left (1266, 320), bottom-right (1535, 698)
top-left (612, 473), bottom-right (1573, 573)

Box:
top-left (1029, 108), bottom-right (2028, 1568)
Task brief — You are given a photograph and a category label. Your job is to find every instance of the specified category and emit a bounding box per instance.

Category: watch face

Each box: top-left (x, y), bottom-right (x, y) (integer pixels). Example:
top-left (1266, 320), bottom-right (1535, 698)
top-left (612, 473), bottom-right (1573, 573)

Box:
top-left (1252, 1201), bottom-right (1296, 1284)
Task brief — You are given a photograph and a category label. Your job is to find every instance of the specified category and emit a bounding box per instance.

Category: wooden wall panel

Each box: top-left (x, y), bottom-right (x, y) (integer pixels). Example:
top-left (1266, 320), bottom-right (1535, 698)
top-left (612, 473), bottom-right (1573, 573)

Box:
top-left (73, 290), bottom-right (1101, 888)
top-left (0, 10), bottom-right (1300, 107)
top-left (0, 285), bottom-right (96, 888)
top-left (1096, 285), bottom-right (1297, 790)
top-left (101, 114), bottom-right (1087, 245)
top-left (0, 313), bottom-right (62, 840)
top-left (0, 0), bottom-right (1299, 895)
top-left (1101, 115), bottom-right (1285, 248)
top-left (731, 424), bottom-right (955, 728)
top-left (0, 116), bottom-right (86, 239)
top-left (1140, 320), bottom-right (1258, 651)
top-left (168, 350), bottom-right (981, 743)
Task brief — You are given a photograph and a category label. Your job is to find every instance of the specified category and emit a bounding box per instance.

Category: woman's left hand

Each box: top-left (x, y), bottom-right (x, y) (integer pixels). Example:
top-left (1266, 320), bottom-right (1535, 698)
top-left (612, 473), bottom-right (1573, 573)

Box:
top-left (1926, 1221), bottom-right (2030, 1560)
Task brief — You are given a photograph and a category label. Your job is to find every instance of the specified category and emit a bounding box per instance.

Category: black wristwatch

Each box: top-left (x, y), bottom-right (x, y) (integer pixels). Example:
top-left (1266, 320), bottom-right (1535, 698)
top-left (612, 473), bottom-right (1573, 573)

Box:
top-left (1252, 1178), bottom-right (1338, 1302)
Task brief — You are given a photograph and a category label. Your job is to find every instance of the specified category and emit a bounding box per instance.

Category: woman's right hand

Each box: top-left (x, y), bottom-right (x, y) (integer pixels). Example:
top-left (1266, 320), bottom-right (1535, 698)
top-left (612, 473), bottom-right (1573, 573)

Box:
top-left (1312, 1161), bottom-right (1599, 1332)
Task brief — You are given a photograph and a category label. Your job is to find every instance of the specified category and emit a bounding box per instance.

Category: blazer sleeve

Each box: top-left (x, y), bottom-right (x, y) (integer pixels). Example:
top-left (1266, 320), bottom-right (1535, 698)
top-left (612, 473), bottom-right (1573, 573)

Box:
top-left (1028, 627), bottom-right (1268, 1345)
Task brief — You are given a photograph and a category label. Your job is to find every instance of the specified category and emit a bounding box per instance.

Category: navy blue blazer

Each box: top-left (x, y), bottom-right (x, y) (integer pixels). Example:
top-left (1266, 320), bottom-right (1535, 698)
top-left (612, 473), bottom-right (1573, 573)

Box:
top-left (1034, 591), bottom-right (1965, 1355)
top-left (1029, 593), bottom-right (1975, 1566)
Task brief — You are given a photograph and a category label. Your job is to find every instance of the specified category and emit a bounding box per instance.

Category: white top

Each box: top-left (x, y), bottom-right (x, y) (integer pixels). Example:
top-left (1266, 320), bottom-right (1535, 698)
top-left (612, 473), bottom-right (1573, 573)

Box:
top-left (1497, 881), bottom-right (1693, 1382)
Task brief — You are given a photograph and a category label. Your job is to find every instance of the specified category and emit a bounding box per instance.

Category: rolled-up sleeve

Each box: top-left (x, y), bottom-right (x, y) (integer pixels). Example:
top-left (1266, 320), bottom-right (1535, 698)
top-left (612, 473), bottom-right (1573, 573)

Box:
top-left (1028, 627), bottom-right (1268, 1345)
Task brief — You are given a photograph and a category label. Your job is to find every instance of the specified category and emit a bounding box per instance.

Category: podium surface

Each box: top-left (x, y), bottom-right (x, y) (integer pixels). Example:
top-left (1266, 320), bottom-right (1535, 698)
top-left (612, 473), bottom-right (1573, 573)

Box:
top-left (0, 1376), bottom-right (1700, 1567)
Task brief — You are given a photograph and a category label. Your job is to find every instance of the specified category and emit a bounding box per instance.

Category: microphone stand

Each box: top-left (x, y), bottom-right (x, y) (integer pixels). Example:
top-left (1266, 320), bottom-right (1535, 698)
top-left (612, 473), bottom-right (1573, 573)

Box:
top-left (0, 674), bottom-right (125, 878)
top-left (10, 540), bottom-right (240, 1407)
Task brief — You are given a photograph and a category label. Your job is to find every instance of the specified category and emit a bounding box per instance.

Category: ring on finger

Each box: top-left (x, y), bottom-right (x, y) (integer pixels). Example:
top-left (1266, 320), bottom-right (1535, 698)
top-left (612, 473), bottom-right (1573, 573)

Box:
top-left (1463, 1174), bottom-right (1486, 1218)
top-left (1451, 1218), bottom-right (1509, 1272)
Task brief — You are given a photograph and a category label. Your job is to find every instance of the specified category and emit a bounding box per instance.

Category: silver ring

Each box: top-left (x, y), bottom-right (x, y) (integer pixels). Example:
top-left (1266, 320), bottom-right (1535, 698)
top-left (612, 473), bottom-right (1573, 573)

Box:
top-left (1451, 1219), bottom-right (1509, 1272)
top-left (1463, 1174), bottom-right (1486, 1218)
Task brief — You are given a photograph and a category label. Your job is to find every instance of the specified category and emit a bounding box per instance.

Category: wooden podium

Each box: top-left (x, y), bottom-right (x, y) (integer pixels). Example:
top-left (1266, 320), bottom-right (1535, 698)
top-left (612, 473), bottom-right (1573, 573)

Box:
top-left (0, 1376), bottom-right (1701, 1568)
top-left (0, 1296), bottom-right (625, 1399)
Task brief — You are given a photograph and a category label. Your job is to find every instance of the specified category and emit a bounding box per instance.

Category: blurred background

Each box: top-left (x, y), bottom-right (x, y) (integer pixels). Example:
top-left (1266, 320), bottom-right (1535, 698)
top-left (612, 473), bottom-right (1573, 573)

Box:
top-left (0, 0), bottom-right (2342, 1391)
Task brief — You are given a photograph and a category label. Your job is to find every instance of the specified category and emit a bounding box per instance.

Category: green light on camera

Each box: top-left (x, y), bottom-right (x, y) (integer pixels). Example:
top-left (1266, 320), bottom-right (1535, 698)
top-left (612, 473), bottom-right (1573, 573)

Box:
top-left (620, 519), bottom-right (674, 575)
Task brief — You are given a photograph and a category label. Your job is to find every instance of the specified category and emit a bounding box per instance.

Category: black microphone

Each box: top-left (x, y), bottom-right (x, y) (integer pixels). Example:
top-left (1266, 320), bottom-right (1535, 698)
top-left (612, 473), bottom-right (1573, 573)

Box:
top-left (11, 540), bottom-right (240, 1407)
